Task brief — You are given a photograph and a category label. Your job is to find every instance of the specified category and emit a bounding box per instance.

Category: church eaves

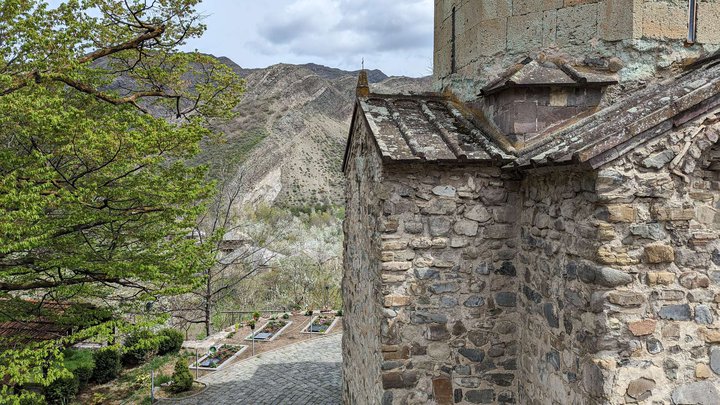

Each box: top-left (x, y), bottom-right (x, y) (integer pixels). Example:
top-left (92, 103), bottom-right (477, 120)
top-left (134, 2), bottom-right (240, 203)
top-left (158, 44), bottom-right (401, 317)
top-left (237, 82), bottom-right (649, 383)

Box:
top-left (343, 53), bottom-right (720, 173)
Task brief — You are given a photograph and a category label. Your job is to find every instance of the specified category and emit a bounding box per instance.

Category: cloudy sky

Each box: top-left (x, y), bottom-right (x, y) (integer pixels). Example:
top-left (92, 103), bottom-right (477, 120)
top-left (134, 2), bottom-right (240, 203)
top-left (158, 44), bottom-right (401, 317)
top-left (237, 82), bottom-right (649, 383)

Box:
top-left (181, 0), bottom-right (434, 77)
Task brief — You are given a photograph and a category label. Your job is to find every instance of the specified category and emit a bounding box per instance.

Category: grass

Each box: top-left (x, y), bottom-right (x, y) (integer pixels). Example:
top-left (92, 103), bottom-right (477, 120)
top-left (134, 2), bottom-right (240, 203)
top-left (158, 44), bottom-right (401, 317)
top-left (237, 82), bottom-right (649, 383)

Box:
top-left (154, 374), bottom-right (173, 387)
top-left (80, 352), bottom-right (181, 404)
top-left (63, 348), bottom-right (94, 371)
top-left (118, 353), bottom-right (178, 384)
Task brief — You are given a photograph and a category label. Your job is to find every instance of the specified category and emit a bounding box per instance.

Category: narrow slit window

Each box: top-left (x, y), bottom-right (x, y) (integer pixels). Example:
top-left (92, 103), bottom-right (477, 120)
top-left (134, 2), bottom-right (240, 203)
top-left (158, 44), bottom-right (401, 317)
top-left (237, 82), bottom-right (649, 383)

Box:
top-left (451, 6), bottom-right (456, 74)
top-left (688, 0), bottom-right (698, 44)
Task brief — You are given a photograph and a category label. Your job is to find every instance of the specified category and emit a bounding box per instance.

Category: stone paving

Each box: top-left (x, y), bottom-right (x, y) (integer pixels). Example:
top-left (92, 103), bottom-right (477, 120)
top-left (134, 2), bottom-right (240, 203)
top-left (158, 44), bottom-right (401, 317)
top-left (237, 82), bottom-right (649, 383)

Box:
top-left (172, 333), bottom-right (342, 405)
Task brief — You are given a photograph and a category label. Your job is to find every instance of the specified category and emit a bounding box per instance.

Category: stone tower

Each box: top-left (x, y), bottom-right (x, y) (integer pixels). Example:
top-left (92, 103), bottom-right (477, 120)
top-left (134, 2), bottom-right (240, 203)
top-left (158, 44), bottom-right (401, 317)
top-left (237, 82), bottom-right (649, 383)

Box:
top-left (435, 0), bottom-right (720, 99)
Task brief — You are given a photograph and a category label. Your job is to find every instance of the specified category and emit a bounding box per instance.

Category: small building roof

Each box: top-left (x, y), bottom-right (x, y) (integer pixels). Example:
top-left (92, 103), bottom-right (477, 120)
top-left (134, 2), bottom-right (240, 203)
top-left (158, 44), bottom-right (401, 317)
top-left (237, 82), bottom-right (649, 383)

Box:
top-left (343, 53), bottom-right (720, 172)
top-left (0, 301), bottom-right (76, 345)
top-left (514, 55), bottom-right (720, 169)
top-left (344, 94), bottom-right (515, 169)
top-left (480, 58), bottom-right (618, 96)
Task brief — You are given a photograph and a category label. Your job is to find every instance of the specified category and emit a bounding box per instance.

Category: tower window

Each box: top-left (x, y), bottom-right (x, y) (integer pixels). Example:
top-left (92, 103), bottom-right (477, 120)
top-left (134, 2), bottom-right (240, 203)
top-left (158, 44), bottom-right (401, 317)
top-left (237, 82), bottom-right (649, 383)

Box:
top-left (688, 0), bottom-right (698, 44)
top-left (451, 6), bottom-right (456, 74)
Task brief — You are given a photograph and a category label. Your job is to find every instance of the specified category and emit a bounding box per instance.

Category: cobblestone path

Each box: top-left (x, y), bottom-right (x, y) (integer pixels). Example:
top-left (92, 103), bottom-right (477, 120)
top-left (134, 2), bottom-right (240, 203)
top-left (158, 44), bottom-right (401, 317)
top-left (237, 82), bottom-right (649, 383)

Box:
top-left (172, 333), bottom-right (342, 405)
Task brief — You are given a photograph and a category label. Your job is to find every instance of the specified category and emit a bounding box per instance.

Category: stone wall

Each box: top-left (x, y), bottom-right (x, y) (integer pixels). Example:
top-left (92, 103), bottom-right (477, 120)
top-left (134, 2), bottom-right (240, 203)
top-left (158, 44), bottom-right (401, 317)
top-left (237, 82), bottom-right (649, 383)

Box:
top-left (375, 163), bottom-right (523, 404)
top-left (434, 0), bottom-right (720, 99)
top-left (482, 86), bottom-right (604, 146)
top-left (516, 170), bottom-right (606, 404)
top-left (342, 113), bottom-right (386, 404)
top-left (582, 119), bottom-right (720, 403)
top-left (343, 105), bottom-right (720, 404)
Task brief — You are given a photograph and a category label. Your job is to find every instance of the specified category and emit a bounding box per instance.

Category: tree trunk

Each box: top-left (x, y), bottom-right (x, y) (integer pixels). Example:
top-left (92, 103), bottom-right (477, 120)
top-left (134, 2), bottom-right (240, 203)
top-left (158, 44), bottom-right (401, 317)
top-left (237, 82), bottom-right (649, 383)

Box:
top-left (204, 274), bottom-right (212, 337)
top-left (204, 299), bottom-right (211, 337)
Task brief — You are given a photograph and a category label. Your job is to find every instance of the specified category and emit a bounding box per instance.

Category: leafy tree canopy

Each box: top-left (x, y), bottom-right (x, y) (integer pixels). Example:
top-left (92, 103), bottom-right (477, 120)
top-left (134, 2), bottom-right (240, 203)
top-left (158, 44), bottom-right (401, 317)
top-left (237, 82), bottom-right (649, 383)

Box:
top-left (0, 0), bottom-right (243, 401)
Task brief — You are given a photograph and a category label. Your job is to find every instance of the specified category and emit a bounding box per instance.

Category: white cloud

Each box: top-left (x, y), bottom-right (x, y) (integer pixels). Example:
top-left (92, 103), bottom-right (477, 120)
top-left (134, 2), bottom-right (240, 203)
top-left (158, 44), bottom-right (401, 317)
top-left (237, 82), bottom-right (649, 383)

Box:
top-left (183, 0), bottom-right (434, 77)
top-left (255, 0), bottom-right (433, 73)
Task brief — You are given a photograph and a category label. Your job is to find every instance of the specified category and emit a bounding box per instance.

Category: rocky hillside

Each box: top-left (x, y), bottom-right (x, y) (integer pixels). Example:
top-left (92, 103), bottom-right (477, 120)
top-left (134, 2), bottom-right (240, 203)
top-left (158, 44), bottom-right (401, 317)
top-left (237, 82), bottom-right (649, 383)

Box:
top-left (195, 57), bottom-right (433, 208)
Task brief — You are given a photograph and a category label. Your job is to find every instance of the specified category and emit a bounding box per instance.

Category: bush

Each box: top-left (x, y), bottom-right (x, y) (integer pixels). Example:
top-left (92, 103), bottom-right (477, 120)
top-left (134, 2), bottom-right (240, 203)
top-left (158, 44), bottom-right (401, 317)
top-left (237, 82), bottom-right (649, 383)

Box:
top-left (252, 311), bottom-right (260, 320)
top-left (122, 330), bottom-right (159, 367)
top-left (157, 329), bottom-right (184, 355)
top-left (281, 313), bottom-right (290, 320)
top-left (170, 358), bottom-right (193, 393)
top-left (73, 363), bottom-right (94, 390)
top-left (44, 375), bottom-right (79, 405)
top-left (305, 309), bottom-right (313, 316)
top-left (92, 348), bottom-right (121, 383)
top-left (335, 309), bottom-right (343, 317)
top-left (64, 349), bottom-right (94, 389)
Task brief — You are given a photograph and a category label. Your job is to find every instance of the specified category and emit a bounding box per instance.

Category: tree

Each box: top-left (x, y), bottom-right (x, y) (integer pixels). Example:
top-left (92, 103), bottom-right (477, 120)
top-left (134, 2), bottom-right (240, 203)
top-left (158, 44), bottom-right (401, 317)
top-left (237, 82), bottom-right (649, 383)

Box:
top-left (236, 206), bottom-right (343, 311)
top-left (0, 0), bottom-right (243, 401)
top-left (170, 358), bottom-right (193, 393)
top-left (165, 173), bottom-right (292, 337)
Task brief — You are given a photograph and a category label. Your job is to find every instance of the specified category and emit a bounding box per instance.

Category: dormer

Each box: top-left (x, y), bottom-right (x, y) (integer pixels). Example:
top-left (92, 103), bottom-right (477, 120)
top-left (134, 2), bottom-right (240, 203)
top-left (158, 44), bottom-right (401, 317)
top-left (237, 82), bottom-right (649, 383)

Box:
top-left (478, 58), bottom-right (617, 146)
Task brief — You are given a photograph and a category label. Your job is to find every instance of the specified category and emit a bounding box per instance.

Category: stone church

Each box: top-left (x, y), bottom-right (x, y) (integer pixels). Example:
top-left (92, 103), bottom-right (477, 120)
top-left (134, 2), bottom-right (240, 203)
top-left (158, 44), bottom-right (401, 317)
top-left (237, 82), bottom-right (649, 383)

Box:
top-left (342, 1), bottom-right (720, 404)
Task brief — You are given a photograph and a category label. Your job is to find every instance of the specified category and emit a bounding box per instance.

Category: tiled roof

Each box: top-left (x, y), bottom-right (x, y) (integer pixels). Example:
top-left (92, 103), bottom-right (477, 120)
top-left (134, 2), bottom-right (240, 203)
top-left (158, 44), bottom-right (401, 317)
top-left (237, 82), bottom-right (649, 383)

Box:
top-left (345, 53), bottom-right (720, 171)
top-left (353, 94), bottom-right (515, 165)
top-left (0, 300), bottom-right (87, 345)
top-left (513, 56), bottom-right (720, 169)
top-left (480, 58), bottom-right (618, 96)
top-left (0, 320), bottom-right (71, 344)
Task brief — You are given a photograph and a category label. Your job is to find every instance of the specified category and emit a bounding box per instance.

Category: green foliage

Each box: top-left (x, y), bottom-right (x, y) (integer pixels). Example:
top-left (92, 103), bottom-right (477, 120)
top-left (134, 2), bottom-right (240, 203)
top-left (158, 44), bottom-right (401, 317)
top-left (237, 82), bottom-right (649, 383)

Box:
top-left (335, 309), bottom-right (343, 317)
top-left (0, 1), bottom-right (243, 401)
top-left (122, 330), bottom-right (160, 367)
top-left (90, 393), bottom-right (108, 405)
top-left (282, 313), bottom-right (290, 320)
top-left (154, 373), bottom-right (172, 387)
top-left (252, 311), bottom-right (261, 320)
top-left (92, 348), bottom-right (121, 384)
top-left (73, 364), bottom-right (94, 390)
top-left (157, 329), bottom-right (184, 355)
top-left (63, 349), bottom-right (94, 389)
top-left (170, 358), bottom-right (193, 393)
top-left (305, 309), bottom-right (314, 316)
top-left (63, 348), bottom-right (94, 371)
top-left (44, 375), bottom-right (79, 405)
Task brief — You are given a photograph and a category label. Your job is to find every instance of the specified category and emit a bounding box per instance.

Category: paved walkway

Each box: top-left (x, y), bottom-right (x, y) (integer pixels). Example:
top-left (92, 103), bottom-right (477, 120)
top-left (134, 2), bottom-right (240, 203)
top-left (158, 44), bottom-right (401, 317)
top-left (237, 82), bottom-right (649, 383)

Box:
top-left (172, 333), bottom-right (342, 405)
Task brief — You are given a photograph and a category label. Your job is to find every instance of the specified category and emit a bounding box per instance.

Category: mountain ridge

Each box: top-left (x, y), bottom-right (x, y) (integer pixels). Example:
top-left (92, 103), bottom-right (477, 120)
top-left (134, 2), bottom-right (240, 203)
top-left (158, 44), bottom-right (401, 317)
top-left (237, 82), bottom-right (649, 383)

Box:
top-left (197, 56), bottom-right (433, 209)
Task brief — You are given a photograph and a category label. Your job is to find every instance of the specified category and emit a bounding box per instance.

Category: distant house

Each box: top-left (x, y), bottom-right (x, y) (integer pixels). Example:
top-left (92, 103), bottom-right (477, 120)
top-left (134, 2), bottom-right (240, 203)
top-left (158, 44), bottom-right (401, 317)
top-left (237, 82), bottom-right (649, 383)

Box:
top-left (0, 301), bottom-right (75, 347)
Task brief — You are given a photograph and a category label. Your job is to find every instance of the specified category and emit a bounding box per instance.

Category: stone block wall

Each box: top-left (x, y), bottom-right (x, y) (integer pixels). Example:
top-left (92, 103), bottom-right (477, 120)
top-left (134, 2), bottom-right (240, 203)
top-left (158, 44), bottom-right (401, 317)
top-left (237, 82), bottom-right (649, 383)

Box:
top-left (434, 0), bottom-right (720, 99)
top-left (581, 120), bottom-right (720, 403)
top-left (483, 87), bottom-right (603, 146)
top-left (375, 164), bottom-right (523, 404)
top-left (342, 114), bottom-right (386, 404)
top-left (343, 107), bottom-right (720, 404)
top-left (516, 170), bottom-right (607, 404)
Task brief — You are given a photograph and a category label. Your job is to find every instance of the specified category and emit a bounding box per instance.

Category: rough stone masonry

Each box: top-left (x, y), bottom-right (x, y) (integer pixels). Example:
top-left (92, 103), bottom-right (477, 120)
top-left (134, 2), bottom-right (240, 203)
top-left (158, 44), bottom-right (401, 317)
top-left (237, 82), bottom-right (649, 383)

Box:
top-left (342, 1), bottom-right (720, 404)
